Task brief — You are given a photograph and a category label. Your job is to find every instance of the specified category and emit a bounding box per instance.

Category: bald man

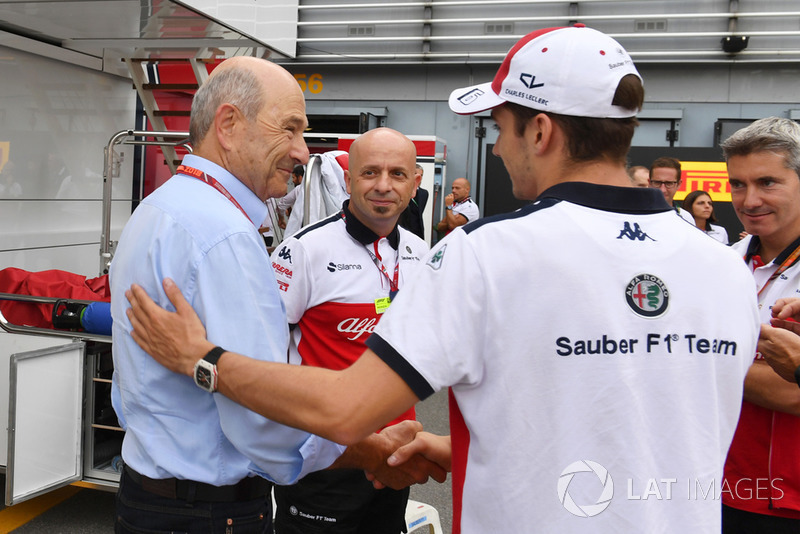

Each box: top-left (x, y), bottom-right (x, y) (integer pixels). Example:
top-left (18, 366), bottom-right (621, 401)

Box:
top-left (110, 59), bottom-right (434, 533)
top-left (436, 177), bottom-right (480, 234)
top-left (270, 127), bottom-right (427, 533)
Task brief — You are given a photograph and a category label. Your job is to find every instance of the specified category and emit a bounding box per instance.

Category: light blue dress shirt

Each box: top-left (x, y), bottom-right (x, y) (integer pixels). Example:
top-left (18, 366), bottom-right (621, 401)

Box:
top-left (110, 154), bottom-right (345, 486)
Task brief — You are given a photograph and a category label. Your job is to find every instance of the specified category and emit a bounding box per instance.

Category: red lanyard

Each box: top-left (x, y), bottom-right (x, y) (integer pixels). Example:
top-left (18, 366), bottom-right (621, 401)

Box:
top-left (367, 240), bottom-right (399, 296)
top-left (177, 165), bottom-right (253, 225)
top-left (748, 243), bottom-right (800, 298)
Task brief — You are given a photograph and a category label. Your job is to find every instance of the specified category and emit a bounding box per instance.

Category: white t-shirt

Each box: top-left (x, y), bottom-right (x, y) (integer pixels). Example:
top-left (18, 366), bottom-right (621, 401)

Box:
top-left (451, 197), bottom-right (479, 223)
top-left (707, 223), bottom-right (729, 245)
top-left (368, 182), bottom-right (759, 534)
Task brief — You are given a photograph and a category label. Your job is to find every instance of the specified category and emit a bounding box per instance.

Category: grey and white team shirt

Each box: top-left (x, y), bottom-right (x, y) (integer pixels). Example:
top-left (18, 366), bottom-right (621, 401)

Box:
top-left (368, 182), bottom-right (759, 534)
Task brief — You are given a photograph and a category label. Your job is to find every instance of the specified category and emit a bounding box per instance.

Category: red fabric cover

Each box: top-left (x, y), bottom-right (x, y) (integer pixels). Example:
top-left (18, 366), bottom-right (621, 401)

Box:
top-left (0, 268), bottom-right (110, 329)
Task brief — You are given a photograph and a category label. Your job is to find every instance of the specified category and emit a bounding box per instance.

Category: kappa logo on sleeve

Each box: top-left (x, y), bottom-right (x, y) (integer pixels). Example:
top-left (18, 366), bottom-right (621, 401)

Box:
top-left (277, 245), bottom-right (293, 264)
top-left (426, 244), bottom-right (448, 270)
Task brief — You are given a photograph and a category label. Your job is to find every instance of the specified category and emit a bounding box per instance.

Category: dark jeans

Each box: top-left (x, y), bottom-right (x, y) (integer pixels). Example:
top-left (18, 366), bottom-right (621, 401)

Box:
top-left (274, 468), bottom-right (409, 534)
top-left (722, 504), bottom-right (800, 534)
top-left (115, 469), bottom-right (273, 534)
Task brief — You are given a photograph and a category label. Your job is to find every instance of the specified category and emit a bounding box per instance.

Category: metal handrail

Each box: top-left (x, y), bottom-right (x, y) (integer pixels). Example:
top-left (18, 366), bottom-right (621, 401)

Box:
top-left (101, 129), bottom-right (191, 275)
top-left (0, 293), bottom-right (111, 342)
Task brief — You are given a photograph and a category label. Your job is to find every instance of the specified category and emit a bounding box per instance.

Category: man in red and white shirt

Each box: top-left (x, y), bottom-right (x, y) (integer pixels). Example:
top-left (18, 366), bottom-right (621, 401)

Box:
top-left (721, 116), bottom-right (800, 534)
top-left (270, 127), bottom-right (427, 534)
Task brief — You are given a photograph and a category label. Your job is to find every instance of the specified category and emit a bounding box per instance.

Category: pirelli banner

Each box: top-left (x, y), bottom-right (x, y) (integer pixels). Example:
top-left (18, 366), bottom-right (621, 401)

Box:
top-left (672, 161), bottom-right (731, 203)
top-left (628, 147), bottom-right (744, 242)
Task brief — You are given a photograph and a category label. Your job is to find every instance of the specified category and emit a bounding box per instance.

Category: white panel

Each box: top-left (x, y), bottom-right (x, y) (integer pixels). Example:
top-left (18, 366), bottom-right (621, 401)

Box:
top-left (632, 120), bottom-right (674, 147)
top-left (0, 332), bottom-right (71, 465)
top-left (184, 0), bottom-right (299, 57)
top-left (0, 44), bottom-right (135, 276)
top-left (7, 342), bottom-right (84, 505)
top-left (0, 244), bottom-right (105, 278)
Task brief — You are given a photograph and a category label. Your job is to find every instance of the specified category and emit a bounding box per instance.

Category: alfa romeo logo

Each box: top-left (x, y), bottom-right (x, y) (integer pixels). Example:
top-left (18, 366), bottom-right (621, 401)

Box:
top-left (625, 274), bottom-right (669, 318)
top-left (557, 460), bottom-right (614, 517)
top-left (426, 244), bottom-right (447, 270)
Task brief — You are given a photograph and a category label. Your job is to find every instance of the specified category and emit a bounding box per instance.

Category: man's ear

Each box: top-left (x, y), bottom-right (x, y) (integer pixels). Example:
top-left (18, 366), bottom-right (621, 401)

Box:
top-left (344, 169), bottom-right (352, 195)
top-left (214, 103), bottom-right (239, 151)
top-left (527, 113), bottom-right (555, 155)
top-left (413, 172), bottom-right (422, 196)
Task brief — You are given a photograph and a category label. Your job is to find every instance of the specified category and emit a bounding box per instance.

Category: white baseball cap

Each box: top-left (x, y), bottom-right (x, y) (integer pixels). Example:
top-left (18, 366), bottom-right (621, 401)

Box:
top-left (448, 25), bottom-right (641, 118)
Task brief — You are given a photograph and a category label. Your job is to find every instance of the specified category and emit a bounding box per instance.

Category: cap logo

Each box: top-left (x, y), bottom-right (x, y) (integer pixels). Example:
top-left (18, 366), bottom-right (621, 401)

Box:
top-left (456, 88), bottom-right (485, 106)
top-left (519, 73), bottom-right (544, 89)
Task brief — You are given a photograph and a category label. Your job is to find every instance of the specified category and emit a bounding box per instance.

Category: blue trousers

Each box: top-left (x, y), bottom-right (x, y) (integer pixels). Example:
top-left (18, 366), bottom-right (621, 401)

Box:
top-left (115, 469), bottom-right (273, 533)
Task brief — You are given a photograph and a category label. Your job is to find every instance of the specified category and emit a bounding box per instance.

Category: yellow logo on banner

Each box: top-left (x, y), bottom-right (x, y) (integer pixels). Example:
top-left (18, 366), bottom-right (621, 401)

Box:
top-left (0, 142), bottom-right (9, 173)
top-left (673, 161), bottom-right (731, 202)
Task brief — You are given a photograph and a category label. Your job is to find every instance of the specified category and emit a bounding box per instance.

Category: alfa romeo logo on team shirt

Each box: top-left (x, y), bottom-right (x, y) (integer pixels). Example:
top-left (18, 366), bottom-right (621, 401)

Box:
top-left (625, 274), bottom-right (669, 318)
top-left (426, 244), bottom-right (447, 270)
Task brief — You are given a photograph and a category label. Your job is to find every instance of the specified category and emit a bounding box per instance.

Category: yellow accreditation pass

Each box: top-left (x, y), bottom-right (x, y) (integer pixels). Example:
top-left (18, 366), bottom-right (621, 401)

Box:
top-left (375, 297), bottom-right (391, 314)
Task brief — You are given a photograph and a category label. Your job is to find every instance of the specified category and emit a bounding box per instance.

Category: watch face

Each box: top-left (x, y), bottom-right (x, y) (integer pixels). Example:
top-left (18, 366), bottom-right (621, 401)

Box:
top-left (196, 367), bottom-right (213, 388)
top-left (194, 359), bottom-right (217, 392)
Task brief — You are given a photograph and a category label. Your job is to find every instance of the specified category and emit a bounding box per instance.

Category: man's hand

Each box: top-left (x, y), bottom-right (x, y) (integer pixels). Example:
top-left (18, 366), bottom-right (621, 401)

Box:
top-left (444, 193), bottom-right (454, 207)
top-left (372, 423), bottom-right (448, 489)
top-left (366, 431), bottom-right (451, 490)
top-left (126, 278), bottom-right (213, 376)
top-left (333, 421), bottom-right (447, 490)
top-left (758, 323), bottom-right (800, 383)
top-left (770, 297), bottom-right (800, 335)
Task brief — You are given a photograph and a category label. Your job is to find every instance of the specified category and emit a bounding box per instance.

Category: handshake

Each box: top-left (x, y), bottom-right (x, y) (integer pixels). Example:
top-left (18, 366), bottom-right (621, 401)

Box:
top-left (347, 421), bottom-right (452, 491)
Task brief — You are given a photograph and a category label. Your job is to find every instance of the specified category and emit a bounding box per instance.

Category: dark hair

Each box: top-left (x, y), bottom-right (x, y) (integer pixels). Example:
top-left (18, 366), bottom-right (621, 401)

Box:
top-left (293, 165), bottom-right (305, 177)
top-left (649, 157), bottom-right (682, 180)
top-left (682, 190), bottom-right (717, 230)
top-left (504, 74), bottom-right (644, 165)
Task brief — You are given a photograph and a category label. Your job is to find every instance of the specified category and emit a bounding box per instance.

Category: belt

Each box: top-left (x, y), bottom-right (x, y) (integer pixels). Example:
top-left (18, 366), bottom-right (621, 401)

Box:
top-left (124, 465), bottom-right (272, 503)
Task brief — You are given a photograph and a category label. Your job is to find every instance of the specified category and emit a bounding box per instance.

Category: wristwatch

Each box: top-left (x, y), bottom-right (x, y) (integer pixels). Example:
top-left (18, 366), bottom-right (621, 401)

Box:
top-left (194, 346), bottom-right (226, 393)
top-left (446, 206), bottom-right (453, 210)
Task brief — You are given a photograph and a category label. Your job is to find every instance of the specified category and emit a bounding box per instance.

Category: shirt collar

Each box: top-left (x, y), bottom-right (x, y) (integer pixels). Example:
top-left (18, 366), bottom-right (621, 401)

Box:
top-left (341, 200), bottom-right (400, 249)
top-left (536, 182), bottom-right (673, 214)
top-left (180, 154), bottom-right (268, 228)
top-left (744, 234), bottom-right (800, 265)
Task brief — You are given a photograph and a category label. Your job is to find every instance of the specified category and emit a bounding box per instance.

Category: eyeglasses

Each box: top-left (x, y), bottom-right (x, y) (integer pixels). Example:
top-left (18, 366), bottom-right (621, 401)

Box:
top-left (649, 180), bottom-right (679, 189)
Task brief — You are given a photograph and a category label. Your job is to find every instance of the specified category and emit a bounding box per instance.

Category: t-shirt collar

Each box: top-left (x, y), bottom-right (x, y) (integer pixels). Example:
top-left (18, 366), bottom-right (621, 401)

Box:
top-left (744, 234), bottom-right (800, 265)
top-left (341, 200), bottom-right (400, 249)
top-left (536, 181), bottom-right (673, 214)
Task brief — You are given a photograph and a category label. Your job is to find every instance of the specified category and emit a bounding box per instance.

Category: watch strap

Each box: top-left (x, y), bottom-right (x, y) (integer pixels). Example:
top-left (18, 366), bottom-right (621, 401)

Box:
top-left (794, 364), bottom-right (800, 388)
top-left (204, 346), bottom-right (226, 365)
